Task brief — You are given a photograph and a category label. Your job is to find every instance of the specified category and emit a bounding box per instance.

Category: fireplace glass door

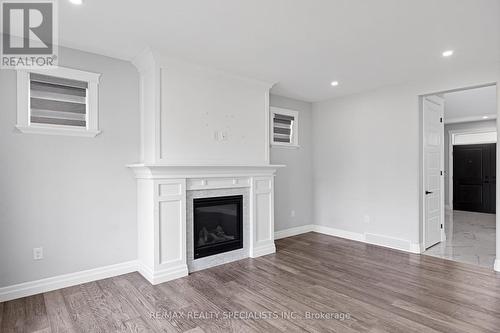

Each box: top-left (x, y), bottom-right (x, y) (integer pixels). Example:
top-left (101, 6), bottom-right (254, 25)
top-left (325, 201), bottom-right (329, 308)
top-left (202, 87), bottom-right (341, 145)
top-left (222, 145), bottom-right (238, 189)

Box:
top-left (193, 195), bottom-right (243, 259)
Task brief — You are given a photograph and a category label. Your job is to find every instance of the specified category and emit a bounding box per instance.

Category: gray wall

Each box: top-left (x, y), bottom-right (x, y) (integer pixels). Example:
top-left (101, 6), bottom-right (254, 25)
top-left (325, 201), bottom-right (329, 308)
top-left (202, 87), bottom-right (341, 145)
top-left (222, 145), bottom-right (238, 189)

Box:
top-left (0, 47), bottom-right (140, 287)
top-left (270, 94), bottom-right (313, 231)
top-left (444, 120), bottom-right (497, 207)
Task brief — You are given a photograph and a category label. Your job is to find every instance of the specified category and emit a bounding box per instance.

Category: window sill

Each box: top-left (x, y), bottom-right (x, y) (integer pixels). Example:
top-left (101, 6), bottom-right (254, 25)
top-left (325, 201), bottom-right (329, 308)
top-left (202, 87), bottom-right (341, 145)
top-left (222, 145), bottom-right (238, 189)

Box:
top-left (271, 143), bottom-right (300, 149)
top-left (16, 125), bottom-right (101, 138)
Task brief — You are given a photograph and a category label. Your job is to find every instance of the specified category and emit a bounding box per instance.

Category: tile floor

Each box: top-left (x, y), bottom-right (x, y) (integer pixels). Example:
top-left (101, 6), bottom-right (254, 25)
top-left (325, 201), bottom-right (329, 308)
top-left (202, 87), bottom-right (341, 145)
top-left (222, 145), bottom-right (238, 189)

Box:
top-left (424, 210), bottom-right (496, 268)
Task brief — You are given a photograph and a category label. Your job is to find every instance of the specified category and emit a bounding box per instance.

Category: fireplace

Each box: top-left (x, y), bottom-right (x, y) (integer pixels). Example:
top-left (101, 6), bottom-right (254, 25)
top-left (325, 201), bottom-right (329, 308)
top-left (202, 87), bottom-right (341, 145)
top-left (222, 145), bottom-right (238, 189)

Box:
top-left (193, 195), bottom-right (243, 259)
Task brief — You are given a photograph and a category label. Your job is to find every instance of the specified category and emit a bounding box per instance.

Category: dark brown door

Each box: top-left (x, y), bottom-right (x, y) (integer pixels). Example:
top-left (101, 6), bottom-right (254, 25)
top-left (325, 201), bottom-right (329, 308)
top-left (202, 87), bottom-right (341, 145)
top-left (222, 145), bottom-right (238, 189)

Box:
top-left (453, 143), bottom-right (496, 213)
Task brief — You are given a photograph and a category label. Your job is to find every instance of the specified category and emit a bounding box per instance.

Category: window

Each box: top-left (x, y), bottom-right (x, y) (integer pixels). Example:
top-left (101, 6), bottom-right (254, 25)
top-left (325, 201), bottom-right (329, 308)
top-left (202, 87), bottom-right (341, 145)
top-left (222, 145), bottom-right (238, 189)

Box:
top-left (452, 131), bottom-right (497, 145)
top-left (16, 67), bottom-right (101, 137)
top-left (270, 107), bottom-right (299, 148)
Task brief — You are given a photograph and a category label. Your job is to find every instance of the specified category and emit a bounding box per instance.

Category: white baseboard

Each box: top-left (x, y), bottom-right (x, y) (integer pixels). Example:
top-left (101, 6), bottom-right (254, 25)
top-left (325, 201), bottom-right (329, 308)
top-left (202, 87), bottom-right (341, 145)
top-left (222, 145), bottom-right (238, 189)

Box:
top-left (312, 225), bottom-right (365, 242)
top-left (285, 225), bottom-right (423, 254)
top-left (137, 262), bottom-right (154, 284)
top-left (364, 233), bottom-right (422, 254)
top-left (274, 224), bottom-right (314, 239)
top-left (409, 243), bottom-right (424, 254)
top-left (0, 260), bottom-right (138, 303)
top-left (494, 259), bottom-right (500, 272)
top-left (250, 242), bottom-right (276, 258)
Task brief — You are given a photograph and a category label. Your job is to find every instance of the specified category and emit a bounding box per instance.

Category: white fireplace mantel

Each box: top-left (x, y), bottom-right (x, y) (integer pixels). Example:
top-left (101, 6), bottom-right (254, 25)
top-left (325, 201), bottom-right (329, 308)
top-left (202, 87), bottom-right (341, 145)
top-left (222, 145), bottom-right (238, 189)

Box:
top-left (127, 163), bottom-right (285, 179)
top-left (128, 163), bottom-right (284, 285)
top-left (128, 49), bottom-right (285, 285)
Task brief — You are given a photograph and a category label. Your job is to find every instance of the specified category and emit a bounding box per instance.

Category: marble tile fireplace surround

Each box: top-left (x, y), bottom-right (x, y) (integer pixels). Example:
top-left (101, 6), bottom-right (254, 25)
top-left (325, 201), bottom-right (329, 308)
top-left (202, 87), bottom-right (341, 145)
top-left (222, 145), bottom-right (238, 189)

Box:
top-left (128, 165), bottom-right (282, 285)
top-left (188, 190), bottom-right (247, 271)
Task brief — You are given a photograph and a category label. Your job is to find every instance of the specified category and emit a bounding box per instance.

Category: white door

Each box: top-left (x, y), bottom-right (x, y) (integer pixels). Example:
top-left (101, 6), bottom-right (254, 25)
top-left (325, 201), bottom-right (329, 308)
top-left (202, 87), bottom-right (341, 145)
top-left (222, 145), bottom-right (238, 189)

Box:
top-left (423, 95), bottom-right (444, 249)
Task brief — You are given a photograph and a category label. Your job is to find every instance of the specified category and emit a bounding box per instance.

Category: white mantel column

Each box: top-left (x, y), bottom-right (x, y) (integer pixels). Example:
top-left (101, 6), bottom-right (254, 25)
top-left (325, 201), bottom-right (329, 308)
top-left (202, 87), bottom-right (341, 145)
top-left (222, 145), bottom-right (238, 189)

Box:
top-left (249, 176), bottom-right (277, 257)
top-left (136, 177), bottom-right (189, 284)
top-left (131, 48), bottom-right (162, 164)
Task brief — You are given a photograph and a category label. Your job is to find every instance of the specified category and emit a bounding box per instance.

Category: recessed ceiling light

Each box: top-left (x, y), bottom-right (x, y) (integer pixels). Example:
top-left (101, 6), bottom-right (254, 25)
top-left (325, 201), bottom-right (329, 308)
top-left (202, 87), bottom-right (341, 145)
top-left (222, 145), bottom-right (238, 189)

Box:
top-left (482, 116), bottom-right (489, 119)
top-left (442, 50), bottom-right (454, 57)
top-left (330, 81), bottom-right (339, 87)
top-left (69, 0), bottom-right (83, 5)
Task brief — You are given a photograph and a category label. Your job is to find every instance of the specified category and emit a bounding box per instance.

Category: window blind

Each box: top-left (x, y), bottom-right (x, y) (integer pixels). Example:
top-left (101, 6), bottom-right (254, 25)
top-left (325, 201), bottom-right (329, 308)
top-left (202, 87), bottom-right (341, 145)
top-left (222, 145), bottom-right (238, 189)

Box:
top-left (29, 73), bottom-right (88, 127)
top-left (273, 113), bottom-right (294, 143)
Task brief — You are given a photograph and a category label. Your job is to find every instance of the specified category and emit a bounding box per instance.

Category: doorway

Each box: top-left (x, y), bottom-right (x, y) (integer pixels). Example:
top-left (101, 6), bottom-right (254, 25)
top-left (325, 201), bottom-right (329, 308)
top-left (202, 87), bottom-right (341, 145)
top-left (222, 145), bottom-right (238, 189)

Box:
top-left (453, 143), bottom-right (496, 213)
top-left (422, 84), bottom-right (497, 269)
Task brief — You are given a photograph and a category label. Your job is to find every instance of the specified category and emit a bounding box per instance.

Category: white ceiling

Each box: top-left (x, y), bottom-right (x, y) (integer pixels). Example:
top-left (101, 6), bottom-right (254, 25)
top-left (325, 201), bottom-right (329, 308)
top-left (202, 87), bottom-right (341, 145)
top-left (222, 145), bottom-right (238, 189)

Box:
top-left (56, 0), bottom-right (500, 102)
top-left (444, 85), bottom-right (497, 123)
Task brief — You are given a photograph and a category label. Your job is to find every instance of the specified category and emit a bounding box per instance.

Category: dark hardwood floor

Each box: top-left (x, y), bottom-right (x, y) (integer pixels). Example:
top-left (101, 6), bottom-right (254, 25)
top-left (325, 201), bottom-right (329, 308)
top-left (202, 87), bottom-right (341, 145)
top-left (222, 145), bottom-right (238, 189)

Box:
top-left (2, 232), bottom-right (500, 332)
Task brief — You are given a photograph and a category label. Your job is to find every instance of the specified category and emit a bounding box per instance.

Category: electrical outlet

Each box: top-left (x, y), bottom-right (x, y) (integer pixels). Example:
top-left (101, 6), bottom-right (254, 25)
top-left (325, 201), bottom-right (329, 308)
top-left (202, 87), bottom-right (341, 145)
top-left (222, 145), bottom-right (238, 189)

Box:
top-left (33, 247), bottom-right (43, 260)
top-left (291, 210), bottom-right (296, 218)
top-left (363, 215), bottom-right (370, 224)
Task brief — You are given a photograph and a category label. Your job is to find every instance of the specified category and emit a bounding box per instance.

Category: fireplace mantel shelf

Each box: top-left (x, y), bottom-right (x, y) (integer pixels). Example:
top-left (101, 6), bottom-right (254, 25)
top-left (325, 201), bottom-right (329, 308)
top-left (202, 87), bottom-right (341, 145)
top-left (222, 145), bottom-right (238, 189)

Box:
top-left (127, 163), bottom-right (285, 179)
top-left (127, 163), bottom-right (285, 168)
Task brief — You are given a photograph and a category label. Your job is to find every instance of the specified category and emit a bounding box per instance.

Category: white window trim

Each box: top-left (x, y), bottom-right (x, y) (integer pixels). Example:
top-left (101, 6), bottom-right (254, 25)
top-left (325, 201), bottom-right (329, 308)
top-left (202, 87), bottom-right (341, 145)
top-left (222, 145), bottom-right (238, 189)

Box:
top-left (270, 106), bottom-right (300, 148)
top-left (16, 66), bottom-right (101, 137)
top-left (451, 130), bottom-right (497, 145)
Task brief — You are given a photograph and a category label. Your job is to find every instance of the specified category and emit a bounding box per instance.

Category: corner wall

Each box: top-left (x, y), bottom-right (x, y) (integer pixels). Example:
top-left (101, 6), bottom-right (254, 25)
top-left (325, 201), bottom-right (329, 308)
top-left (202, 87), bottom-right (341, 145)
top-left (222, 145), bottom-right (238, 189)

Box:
top-left (270, 95), bottom-right (313, 232)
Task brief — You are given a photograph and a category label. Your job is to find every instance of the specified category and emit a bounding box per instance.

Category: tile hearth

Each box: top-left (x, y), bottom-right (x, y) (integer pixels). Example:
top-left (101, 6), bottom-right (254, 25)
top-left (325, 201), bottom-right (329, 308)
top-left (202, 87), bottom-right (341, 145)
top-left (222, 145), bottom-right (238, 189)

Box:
top-left (424, 210), bottom-right (496, 268)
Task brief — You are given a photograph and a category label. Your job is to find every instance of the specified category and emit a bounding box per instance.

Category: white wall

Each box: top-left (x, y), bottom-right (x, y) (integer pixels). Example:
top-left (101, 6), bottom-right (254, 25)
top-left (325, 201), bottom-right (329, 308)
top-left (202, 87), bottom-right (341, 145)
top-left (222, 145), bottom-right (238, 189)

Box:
top-left (270, 95), bottom-right (313, 231)
top-left (0, 47), bottom-right (140, 287)
top-left (158, 60), bottom-right (271, 164)
top-left (443, 120), bottom-right (497, 207)
top-left (312, 63), bottom-right (499, 249)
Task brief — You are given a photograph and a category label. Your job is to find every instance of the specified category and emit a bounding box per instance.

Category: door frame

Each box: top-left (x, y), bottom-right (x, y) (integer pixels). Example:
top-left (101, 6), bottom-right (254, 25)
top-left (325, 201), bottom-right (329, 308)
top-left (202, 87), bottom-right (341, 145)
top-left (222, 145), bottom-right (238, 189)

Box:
top-left (448, 128), bottom-right (497, 210)
top-left (420, 83), bottom-right (498, 254)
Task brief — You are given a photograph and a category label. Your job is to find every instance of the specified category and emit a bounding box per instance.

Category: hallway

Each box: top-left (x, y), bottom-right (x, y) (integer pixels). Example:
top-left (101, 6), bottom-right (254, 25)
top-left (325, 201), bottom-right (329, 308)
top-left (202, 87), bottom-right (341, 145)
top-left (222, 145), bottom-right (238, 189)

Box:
top-left (424, 210), bottom-right (496, 268)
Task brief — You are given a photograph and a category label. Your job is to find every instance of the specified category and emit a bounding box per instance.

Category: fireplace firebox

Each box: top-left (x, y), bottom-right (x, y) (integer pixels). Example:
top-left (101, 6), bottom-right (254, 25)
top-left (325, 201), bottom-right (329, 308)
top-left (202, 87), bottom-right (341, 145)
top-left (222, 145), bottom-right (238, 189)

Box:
top-left (193, 195), bottom-right (243, 259)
